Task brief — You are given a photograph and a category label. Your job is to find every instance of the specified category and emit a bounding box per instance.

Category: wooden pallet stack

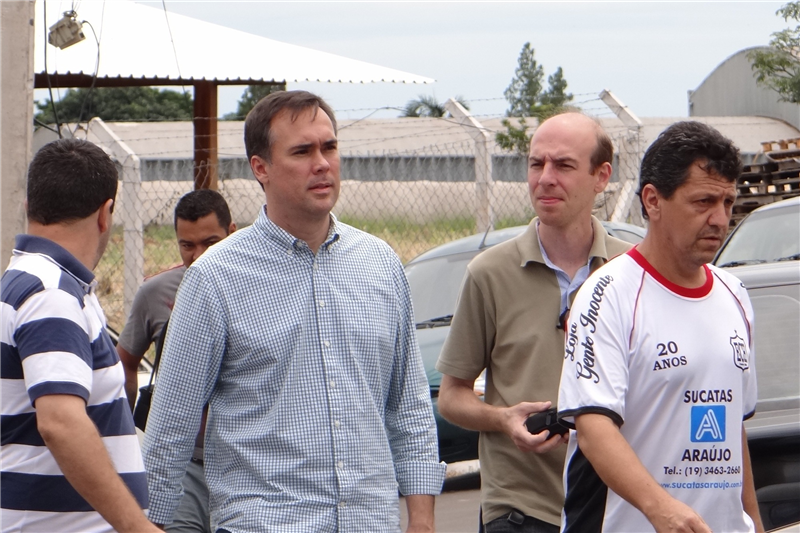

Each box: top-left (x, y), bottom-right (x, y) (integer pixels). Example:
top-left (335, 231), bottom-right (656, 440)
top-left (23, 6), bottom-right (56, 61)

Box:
top-left (733, 138), bottom-right (800, 228)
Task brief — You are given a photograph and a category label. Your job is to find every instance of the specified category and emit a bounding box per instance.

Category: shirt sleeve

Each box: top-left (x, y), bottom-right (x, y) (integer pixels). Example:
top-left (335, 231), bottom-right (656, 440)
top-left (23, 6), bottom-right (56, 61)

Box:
top-left (384, 256), bottom-right (446, 496)
top-left (142, 266), bottom-right (226, 525)
top-left (435, 265), bottom-right (493, 380)
top-left (117, 279), bottom-right (158, 357)
top-left (739, 285), bottom-right (758, 420)
top-left (558, 271), bottom-right (632, 428)
top-left (15, 287), bottom-right (93, 404)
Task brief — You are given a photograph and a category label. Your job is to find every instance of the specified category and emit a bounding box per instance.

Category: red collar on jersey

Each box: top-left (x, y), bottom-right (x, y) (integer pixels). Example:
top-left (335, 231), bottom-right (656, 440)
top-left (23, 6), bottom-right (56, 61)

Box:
top-left (627, 246), bottom-right (713, 298)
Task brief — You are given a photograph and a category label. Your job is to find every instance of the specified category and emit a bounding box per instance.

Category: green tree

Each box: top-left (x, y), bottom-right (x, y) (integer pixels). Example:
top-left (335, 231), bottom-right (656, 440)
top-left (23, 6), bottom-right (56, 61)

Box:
top-left (35, 86), bottom-right (193, 124)
top-left (401, 94), bottom-right (469, 117)
top-left (749, 2), bottom-right (800, 103)
top-left (496, 43), bottom-right (573, 154)
top-left (223, 83), bottom-right (286, 120)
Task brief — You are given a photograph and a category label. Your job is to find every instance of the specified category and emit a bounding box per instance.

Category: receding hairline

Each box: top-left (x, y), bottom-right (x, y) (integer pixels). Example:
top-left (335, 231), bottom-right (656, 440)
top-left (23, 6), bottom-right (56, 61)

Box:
top-left (263, 105), bottom-right (336, 156)
top-left (536, 111), bottom-right (603, 135)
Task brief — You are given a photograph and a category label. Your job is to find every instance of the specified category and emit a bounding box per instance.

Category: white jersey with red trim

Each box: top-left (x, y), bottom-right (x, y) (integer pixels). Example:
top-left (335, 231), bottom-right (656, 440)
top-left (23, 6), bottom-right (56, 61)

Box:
top-left (557, 248), bottom-right (757, 533)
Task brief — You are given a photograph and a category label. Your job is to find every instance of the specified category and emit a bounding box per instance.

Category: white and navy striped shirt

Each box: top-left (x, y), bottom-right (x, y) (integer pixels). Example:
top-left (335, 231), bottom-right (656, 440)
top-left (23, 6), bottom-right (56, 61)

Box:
top-left (1, 235), bottom-right (148, 533)
top-left (143, 208), bottom-right (445, 532)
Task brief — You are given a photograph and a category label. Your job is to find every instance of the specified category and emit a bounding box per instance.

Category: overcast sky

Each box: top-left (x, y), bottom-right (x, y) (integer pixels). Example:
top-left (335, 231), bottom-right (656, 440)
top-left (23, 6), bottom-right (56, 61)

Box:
top-left (142, 2), bottom-right (787, 121)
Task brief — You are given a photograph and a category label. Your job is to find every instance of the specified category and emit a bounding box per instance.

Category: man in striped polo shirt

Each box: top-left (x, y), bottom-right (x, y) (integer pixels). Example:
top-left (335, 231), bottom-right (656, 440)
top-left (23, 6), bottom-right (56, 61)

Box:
top-left (1, 139), bottom-right (159, 533)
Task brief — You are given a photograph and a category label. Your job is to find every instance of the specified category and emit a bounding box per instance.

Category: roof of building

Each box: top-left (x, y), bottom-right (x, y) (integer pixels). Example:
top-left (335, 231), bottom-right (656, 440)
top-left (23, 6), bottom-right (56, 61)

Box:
top-left (35, 0), bottom-right (432, 85)
top-left (61, 115), bottom-right (800, 161)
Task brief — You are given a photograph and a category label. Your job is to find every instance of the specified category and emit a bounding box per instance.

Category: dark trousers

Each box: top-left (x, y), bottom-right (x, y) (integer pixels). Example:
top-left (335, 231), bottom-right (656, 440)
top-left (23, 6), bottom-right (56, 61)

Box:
top-left (481, 509), bottom-right (560, 533)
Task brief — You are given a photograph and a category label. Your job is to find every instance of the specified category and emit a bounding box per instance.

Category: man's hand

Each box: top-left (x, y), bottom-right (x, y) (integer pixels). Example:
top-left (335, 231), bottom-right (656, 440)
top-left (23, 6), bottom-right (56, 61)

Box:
top-left (644, 497), bottom-right (710, 533)
top-left (502, 401), bottom-right (568, 453)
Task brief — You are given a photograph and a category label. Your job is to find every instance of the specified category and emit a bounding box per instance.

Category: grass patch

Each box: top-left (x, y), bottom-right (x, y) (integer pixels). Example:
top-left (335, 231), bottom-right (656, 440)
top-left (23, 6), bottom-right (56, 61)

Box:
top-left (96, 215), bottom-right (533, 331)
top-left (95, 224), bottom-right (183, 332)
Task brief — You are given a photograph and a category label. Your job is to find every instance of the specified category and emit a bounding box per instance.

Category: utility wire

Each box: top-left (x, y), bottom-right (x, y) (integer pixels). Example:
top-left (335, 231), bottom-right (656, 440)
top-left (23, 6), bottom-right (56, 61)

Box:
top-left (161, 0), bottom-right (189, 99)
top-left (42, 0), bottom-right (63, 138)
top-left (74, 15), bottom-right (102, 131)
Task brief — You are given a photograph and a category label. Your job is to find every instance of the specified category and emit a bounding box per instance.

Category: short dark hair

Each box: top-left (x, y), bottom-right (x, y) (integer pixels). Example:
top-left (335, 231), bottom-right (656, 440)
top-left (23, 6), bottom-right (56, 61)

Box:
top-left (637, 121), bottom-right (741, 219)
top-left (244, 90), bottom-right (337, 163)
top-left (174, 189), bottom-right (232, 231)
top-left (27, 138), bottom-right (118, 225)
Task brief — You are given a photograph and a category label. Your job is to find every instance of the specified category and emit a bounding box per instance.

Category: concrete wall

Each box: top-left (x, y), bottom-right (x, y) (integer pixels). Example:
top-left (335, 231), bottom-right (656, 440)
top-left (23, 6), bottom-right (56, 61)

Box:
top-left (690, 47), bottom-right (800, 131)
top-left (1, 1), bottom-right (35, 267)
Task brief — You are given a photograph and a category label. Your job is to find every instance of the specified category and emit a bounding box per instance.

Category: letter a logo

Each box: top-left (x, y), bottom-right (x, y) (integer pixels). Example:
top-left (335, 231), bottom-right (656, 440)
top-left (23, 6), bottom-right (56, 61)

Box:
top-left (690, 405), bottom-right (726, 443)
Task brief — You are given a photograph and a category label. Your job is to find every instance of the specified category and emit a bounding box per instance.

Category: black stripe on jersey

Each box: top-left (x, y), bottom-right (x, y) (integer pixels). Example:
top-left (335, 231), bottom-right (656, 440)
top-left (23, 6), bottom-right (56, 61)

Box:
top-left (2, 397), bottom-right (135, 446)
top-left (1, 270), bottom-right (44, 310)
top-left (0, 471), bottom-right (148, 511)
top-left (15, 317), bottom-right (93, 363)
top-left (563, 446), bottom-right (608, 533)
top-left (57, 270), bottom-right (89, 309)
top-left (558, 406), bottom-right (623, 430)
top-left (1, 342), bottom-right (23, 379)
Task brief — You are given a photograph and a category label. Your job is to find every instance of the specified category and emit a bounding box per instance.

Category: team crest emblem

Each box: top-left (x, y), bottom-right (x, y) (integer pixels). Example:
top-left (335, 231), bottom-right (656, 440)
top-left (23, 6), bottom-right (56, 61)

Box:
top-left (730, 331), bottom-right (749, 371)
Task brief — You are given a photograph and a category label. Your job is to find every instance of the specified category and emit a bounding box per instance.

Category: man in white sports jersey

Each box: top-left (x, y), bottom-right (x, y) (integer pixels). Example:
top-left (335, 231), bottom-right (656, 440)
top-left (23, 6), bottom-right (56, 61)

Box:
top-left (557, 121), bottom-right (764, 532)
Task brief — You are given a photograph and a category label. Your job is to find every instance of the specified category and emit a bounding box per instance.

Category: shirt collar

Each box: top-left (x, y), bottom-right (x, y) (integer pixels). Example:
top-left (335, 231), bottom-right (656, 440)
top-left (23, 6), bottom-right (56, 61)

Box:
top-left (535, 219), bottom-right (594, 272)
top-left (255, 206), bottom-right (341, 252)
top-left (13, 234), bottom-right (95, 285)
top-left (517, 215), bottom-right (614, 268)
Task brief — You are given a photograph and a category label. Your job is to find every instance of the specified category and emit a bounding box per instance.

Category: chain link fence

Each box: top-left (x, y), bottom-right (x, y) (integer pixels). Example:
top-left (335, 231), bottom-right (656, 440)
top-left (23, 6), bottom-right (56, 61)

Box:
top-left (39, 109), bottom-right (644, 332)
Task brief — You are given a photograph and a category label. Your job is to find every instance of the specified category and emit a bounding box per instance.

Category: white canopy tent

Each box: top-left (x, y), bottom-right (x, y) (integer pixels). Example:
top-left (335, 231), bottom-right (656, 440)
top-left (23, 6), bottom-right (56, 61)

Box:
top-left (34, 0), bottom-right (433, 188)
top-left (34, 0), bottom-right (433, 84)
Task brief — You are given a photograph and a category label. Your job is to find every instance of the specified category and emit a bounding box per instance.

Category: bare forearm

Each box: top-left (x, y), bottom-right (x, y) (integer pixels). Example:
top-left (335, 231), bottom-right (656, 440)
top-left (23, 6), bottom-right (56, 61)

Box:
top-left (438, 375), bottom-right (505, 433)
top-left (575, 414), bottom-right (709, 531)
top-left (117, 344), bottom-right (142, 412)
top-left (741, 428), bottom-right (765, 532)
top-left (438, 375), bottom-right (564, 454)
top-left (576, 414), bottom-right (667, 516)
top-left (405, 494), bottom-right (435, 533)
top-left (37, 395), bottom-right (158, 533)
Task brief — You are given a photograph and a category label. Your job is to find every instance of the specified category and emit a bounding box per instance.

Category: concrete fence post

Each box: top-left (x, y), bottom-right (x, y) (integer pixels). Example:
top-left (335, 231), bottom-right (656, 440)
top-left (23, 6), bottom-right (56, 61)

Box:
top-left (445, 99), bottom-right (494, 233)
top-left (88, 118), bottom-right (143, 322)
top-left (600, 89), bottom-right (644, 225)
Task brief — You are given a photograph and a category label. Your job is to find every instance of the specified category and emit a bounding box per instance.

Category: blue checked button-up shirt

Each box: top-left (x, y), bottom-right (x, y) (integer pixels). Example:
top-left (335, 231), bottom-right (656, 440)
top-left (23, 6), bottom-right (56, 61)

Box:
top-left (143, 208), bottom-right (445, 532)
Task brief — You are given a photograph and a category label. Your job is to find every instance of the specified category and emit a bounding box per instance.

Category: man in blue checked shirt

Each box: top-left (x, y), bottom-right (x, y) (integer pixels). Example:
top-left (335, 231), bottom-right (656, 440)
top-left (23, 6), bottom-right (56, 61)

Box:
top-left (143, 90), bottom-right (446, 532)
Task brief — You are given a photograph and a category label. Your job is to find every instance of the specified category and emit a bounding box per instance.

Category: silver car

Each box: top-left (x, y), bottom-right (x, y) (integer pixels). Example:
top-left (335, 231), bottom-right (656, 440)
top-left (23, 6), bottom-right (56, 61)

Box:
top-left (714, 196), bottom-right (800, 530)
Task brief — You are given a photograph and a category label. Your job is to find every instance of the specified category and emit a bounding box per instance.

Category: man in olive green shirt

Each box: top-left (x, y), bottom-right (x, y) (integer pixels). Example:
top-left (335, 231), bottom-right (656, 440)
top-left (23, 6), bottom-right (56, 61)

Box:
top-left (436, 113), bottom-right (632, 532)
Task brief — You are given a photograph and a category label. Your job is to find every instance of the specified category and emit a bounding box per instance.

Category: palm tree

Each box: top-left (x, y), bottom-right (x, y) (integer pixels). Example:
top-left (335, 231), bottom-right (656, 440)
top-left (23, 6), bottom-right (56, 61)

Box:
top-left (401, 95), bottom-right (469, 117)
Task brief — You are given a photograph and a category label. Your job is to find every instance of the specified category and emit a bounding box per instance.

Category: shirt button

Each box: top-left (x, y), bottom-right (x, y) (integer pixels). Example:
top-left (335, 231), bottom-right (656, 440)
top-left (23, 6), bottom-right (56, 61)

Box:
top-left (337, 461), bottom-right (344, 469)
top-left (334, 420), bottom-right (341, 428)
top-left (330, 380), bottom-right (336, 388)
top-left (313, 262), bottom-right (319, 271)
top-left (318, 300), bottom-right (325, 307)
top-left (339, 501), bottom-right (346, 507)
top-left (323, 340), bottom-right (330, 348)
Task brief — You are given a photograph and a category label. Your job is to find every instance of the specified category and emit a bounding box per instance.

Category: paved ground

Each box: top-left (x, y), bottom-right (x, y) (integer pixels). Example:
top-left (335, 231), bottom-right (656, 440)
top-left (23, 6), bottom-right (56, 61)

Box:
top-left (400, 472), bottom-right (481, 533)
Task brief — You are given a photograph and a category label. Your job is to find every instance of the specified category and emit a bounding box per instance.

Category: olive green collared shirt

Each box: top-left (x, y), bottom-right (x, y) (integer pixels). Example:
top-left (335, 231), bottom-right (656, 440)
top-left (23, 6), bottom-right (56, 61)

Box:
top-left (436, 216), bottom-right (632, 525)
